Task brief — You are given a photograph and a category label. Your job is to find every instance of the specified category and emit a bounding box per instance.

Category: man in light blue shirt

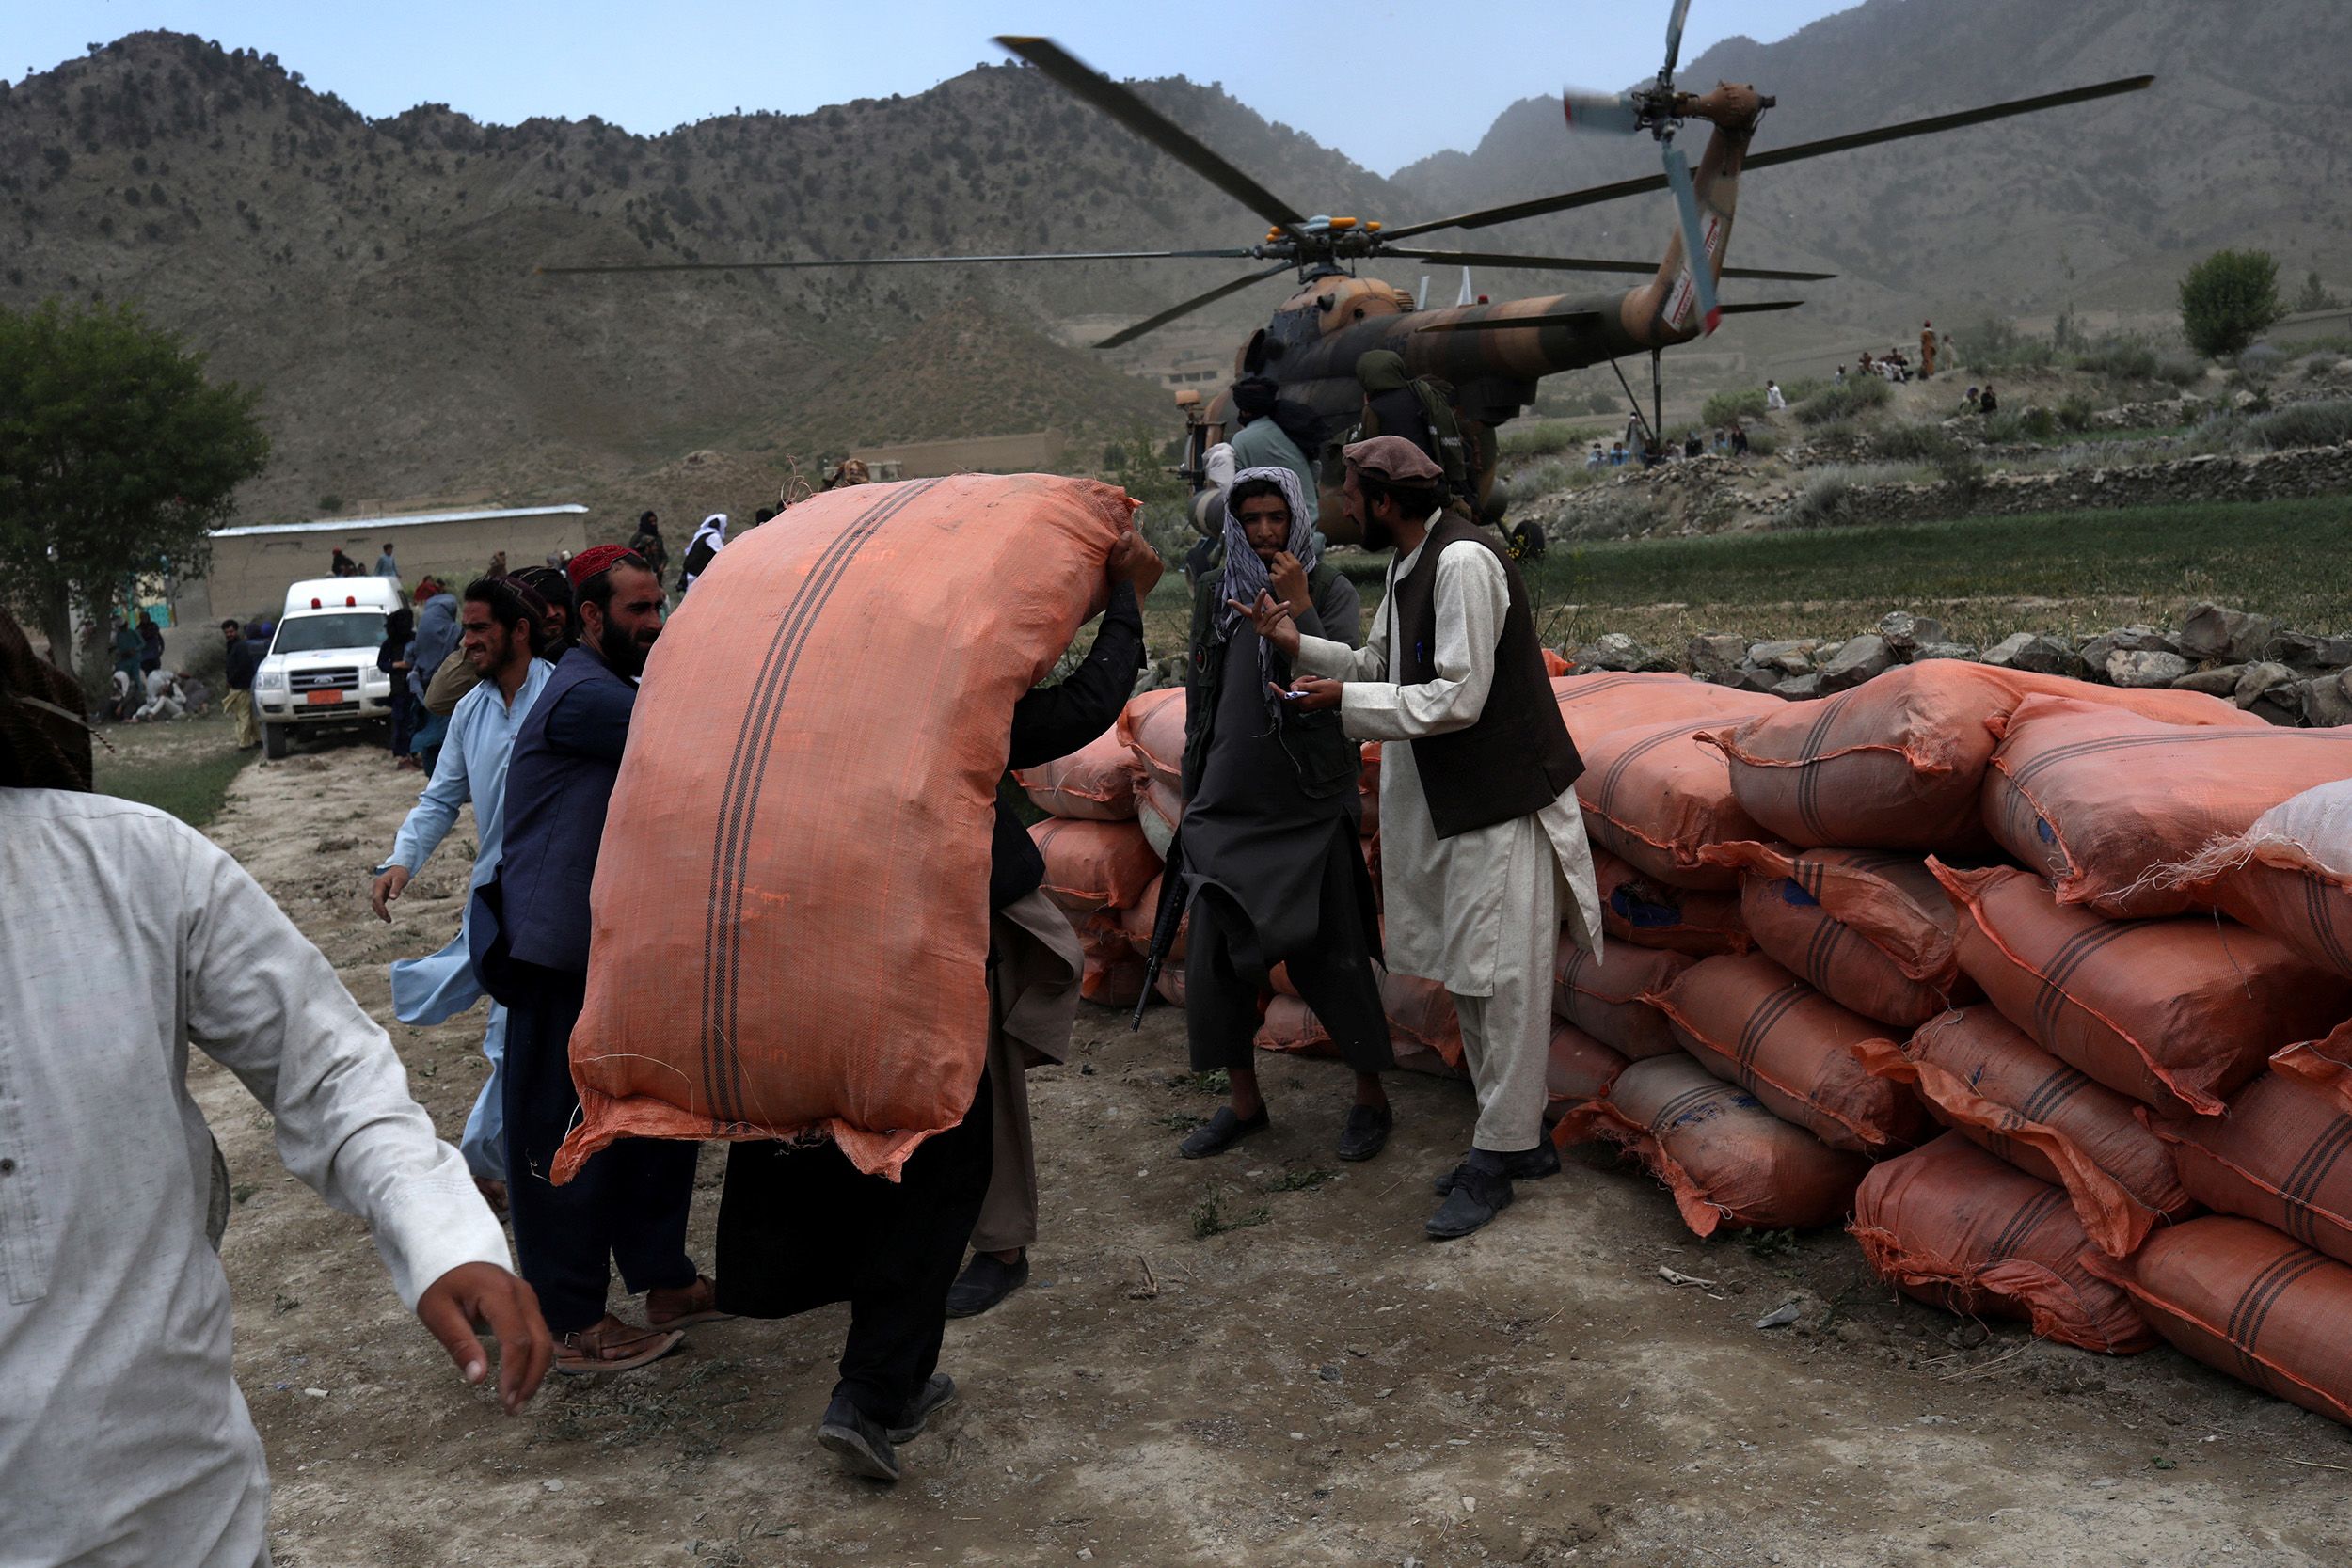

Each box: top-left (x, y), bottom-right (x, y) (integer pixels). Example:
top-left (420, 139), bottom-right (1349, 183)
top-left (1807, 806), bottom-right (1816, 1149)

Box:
top-left (1227, 376), bottom-right (1320, 536)
top-left (371, 576), bottom-right (556, 1211)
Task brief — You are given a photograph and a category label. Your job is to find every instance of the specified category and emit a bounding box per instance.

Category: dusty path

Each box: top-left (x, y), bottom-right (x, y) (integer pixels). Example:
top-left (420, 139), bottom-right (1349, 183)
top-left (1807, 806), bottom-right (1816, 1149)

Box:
top-left (195, 736), bottom-right (2352, 1567)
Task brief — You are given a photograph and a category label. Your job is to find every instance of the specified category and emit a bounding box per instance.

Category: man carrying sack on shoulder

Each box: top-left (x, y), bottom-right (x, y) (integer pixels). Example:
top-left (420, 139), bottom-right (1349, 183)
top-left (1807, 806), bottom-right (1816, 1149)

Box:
top-left (1232, 436), bottom-right (1603, 1241)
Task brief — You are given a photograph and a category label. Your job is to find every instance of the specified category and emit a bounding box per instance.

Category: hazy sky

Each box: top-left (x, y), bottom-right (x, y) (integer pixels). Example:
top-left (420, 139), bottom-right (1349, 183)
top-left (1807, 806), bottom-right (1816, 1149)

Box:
top-left (22, 1), bottom-right (1858, 174)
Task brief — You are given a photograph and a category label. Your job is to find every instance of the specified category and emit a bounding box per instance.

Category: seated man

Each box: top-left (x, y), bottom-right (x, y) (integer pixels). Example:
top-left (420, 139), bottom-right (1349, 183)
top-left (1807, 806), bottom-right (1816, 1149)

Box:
top-left (1168, 467), bottom-right (1391, 1163)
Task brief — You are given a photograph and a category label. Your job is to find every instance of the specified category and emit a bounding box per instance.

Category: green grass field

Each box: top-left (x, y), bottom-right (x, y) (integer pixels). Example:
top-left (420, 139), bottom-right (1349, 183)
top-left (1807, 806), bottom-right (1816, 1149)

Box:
top-left (1301, 497), bottom-right (2346, 657)
top-left (91, 716), bottom-right (256, 830)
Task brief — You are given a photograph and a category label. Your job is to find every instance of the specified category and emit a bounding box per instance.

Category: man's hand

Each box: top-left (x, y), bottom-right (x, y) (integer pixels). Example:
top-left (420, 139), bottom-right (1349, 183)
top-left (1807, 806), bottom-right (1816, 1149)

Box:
top-left (1284, 676), bottom-right (1344, 713)
top-left (1266, 551), bottom-right (1311, 618)
top-left (1228, 591), bottom-right (1301, 659)
top-left (371, 864), bottom-right (412, 923)
top-left (415, 1261), bottom-right (553, 1415)
top-left (1106, 532), bottom-right (1165, 599)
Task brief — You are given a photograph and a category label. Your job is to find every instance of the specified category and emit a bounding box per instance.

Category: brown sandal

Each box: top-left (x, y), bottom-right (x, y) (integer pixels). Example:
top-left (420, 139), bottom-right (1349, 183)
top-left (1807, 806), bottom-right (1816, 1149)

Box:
top-left (553, 1315), bottom-right (685, 1376)
top-left (644, 1275), bottom-right (733, 1330)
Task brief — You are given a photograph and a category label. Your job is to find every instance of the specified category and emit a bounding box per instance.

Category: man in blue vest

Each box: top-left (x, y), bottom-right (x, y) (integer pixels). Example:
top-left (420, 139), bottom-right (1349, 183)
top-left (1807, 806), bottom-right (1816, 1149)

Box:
top-left (496, 545), bottom-right (718, 1374)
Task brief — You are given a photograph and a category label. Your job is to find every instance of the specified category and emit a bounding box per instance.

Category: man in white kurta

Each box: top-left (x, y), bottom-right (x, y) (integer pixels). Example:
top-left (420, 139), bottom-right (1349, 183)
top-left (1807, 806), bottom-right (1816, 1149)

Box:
top-left (1267, 436), bottom-right (1602, 1240)
top-left (0, 613), bottom-right (551, 1567)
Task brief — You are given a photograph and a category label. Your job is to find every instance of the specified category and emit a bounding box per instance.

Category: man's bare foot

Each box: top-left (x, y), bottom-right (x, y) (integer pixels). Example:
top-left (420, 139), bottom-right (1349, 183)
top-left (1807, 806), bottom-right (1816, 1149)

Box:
top-left (473, 1177), bottom-right (508, 1218)
top-left (552, 1314), bottom-right (684, 1375)
top-left (644, 1275), bottom-right (732, 1330)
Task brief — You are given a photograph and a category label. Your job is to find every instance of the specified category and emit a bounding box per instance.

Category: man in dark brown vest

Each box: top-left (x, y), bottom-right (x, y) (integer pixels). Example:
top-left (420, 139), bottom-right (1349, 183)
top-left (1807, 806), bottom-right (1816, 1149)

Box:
top-left (1234, 436), bottom-right (1605, 1240)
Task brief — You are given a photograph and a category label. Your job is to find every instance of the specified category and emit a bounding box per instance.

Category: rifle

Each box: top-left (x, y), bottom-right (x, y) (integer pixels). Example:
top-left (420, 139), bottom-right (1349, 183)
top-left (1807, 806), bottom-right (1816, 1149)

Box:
top-left (1133, 826), bottom-right (1187, 1030)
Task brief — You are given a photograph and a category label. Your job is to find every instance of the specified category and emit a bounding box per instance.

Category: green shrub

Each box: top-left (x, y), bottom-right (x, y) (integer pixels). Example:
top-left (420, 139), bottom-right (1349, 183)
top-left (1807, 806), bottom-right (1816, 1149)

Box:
top-left (1795, 375), bottom-right (1892, 426)
top-left (2021, 405), bottom-right (2058, 440)
top-left (2179, 248), bottom-right (2285, 358)
top-left (1703, 386), bottom-right (1769, 427)
top-left (2056, 394), bottom-right (2097, 433)
top-left (2245, 399), bottom-right (2352, 451)
top-left (1499, 420), bottom-right (1587, 459)
top-left (1743, 427), bottom-right (1779, 457)
top-left (1963, 314), bottom-right (2058, 371)
top-left (2074, 335), bottom-right (2159, 382)
top-left (1866, 421), bottom-right (1961, 463)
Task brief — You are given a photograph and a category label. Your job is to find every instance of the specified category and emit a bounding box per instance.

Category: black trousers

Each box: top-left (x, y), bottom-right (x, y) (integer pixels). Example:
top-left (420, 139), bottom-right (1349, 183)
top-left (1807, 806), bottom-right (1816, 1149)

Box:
top-left (715, 1068), bottom-right (995, 1423)
top-left (1185, 841), bottom-right (1392, 1077)
top-left (503, 965), bottom-right (700, 1336)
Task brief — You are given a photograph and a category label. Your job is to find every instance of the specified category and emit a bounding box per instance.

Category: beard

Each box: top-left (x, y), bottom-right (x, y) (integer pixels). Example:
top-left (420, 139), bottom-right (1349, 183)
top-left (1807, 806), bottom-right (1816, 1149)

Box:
top-left (598, 618), bottom-right (653, 679)
top-left (1361, 514), bottom-right (1397, 553)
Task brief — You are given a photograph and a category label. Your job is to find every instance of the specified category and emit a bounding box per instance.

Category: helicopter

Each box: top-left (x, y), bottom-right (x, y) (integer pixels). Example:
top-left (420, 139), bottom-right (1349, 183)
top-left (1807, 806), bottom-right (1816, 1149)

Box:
top-left (541, 6), bottom-right (2150, 542)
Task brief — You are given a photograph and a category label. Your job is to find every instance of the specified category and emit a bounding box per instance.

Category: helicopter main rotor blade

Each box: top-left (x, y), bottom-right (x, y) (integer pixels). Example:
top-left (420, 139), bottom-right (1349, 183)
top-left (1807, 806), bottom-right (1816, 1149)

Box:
top-left (996, 36), bottom-right (1310, 240)
top-left (1383, 74), bottom-right (2153, 240)
top-left (534, 247), bottom-right (1256, 276)
top-left (1382, 246), bottom-right (1832, 281)
top-left (1094, 261), bottom-right (1295, 350)
top-left (1717, 299), bottom-right (1805, 314)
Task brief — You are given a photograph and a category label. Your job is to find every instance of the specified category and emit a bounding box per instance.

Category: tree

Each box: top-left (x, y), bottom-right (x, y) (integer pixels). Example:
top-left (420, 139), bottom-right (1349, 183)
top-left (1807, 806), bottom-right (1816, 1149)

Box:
top-left (0, 298), bottom-right (269, 688)
top-left (2177, 248), bottom-right (2285, 359)
top-left (2296, 269), bottom-right (2342, 314)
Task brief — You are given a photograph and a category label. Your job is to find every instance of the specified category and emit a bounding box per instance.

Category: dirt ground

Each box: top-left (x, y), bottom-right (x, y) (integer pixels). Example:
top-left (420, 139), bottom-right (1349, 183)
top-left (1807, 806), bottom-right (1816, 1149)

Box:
top-left (190, 730), bottom-right (2352, 1568)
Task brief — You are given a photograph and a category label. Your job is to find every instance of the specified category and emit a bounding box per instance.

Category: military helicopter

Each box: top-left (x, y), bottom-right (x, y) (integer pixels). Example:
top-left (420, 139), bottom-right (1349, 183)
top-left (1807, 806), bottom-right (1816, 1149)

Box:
top-left (542, 6), bottom-right (2150, 541)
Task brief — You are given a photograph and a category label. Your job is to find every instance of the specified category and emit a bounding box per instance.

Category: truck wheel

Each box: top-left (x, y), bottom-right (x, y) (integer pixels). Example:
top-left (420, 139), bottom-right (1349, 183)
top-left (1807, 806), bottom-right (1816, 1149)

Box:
top-left (262, 721), bottom-right (288, 760)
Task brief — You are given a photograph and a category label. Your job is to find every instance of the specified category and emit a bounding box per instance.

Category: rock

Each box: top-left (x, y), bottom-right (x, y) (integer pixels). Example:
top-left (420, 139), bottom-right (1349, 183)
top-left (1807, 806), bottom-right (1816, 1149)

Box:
top-left (1820, 634), bottom-right (1893, 690)
top-left (1878, 611), bottom-right (1947, 655)
top-left (1811, 640), bottom-right (1846, 669)
top-left (1685, 632), bottom-right (1748, 678)
top-left (1910, 641), bottom-right (1979, 662)
top-left (2171, 664), bottom-right (2246, 696)
top-left (2178, 603), bottom-right (2280, 664)
top-left (1747, 639), bottom-right (1820, 674)
top-left (1983, 632), bottom-right (2074, 675)
top-left (2078, 625), bottom-right (2180, 678)
top-left (2106, 649), bottom-right (2193, 689)
top-left (2300, 671), bottom-right (2352, 728)
top-left (1588, 631), bottom-right (1671, 673)
top-left (2233, 661), bottom-right (2300, 708)
top-left (2265, 631), bottom-right (2352, 672)
top-left (1772, 673), bottom-right (1825, 701)
top-left (2249, 693), bottom-right (2306, 728)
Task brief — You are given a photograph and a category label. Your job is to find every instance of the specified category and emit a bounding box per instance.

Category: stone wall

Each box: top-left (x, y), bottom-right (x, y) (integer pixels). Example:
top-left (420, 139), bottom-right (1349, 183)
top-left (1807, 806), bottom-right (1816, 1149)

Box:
top-left (1779, 444), bottom-right (2352, 530)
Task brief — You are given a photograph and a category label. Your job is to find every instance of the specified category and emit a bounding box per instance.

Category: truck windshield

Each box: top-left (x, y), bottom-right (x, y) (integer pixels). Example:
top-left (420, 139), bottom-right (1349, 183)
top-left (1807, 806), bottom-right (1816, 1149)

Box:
top-left (271, 612), bottom-right (384, 655)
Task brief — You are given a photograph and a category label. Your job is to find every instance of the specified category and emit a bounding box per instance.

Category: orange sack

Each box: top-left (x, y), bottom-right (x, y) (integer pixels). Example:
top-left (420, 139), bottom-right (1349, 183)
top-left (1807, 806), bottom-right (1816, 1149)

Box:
top-left (1651, 953), bottom-right (1931, 1154)
top-left (1553, 932), bottom-right (1692, 1059)
top-left (1546, 1021), bottom-right (1629, 1112)
top-left (1723, 849), bottom-right (1967, 1028)
top-left (1983, 695), bottom-right (2352, 919)
top-left (1702, 661), bottom-right (2266, 851)
top-left (2085, 1217), bottom-right (2352, 1427)
top-left (1851, 1132), bottom-right (2155, 1354)
top-left (1118, 875), bottom-right (1187, 961)
top-left (1551, 671), bottom-right (1781, 739)
top-left (1934, 863), bottom-right (2352, 1117)
top-left (1030, 817), bottom-right (1161, 918)
top-left (1116, 686), bottom-right (1185, 794)
top-left (2153, 1072), bottom-right (2352, 1267)
top-left (2159, 781), bottom-right (2352, 982)
top-left (1383, 973), bottom-right (1464, 1067)
top-left (1255, 994), bottom-right (1330, 1057)
top-left (1014, 727), bottom-right (1140, 822)
top-left (1555, 1054), bottom-right (1867, 1236)
top-left (1577, 717), bottom-right (1772, 890)
top-left (1854, 1006), bottom-right (2190, 1257)
top-left (2277, 1020), bottom-right (2352, 1121)
top-left (1076, 911), bottom-right (1147, 1007)
top-left (558, 473), bottom-right (1138, 1180)
top-left (1594, 848), bottom-right (1750, 957)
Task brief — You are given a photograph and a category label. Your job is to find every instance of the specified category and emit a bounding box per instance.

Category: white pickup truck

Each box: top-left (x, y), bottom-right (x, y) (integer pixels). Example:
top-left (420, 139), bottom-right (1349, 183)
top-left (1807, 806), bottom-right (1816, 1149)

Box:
top-left (251, 577), bottom-right (401, 758)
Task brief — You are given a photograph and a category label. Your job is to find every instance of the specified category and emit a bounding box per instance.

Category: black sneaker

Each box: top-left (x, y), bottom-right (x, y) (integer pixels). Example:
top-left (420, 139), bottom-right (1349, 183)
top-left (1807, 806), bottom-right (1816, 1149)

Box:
top-left (945, 1252), bottom-right (1029, 1319)
top-left (1335, 1103), bottom-right (1393, 1163)
top-left (1425, 1162), bottom-right (1514, 1241)
top-left (888, 1374), bottom-right (957, 1444)
top-left (818, 1394), bottom-right (902, 1483)
top-left (1431, 1142), bottom-right (1560, 1195)
top-left (1179, 1104), bottom-right (1270, 1160)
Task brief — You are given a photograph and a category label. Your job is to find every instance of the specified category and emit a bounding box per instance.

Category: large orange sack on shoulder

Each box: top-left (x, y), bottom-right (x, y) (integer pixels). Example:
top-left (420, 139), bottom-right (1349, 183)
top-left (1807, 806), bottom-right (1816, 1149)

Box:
top-left (1577, 718), bottom-right (1772, 890)
top-left (1652, 953), bottom-right (1930, 1153)
top-left (1715, 847), bottom-right (1968, 1027)
top-left (1934, 862), bottom-right (2352, 1117)
top-left (558, 475), bottom-right (1137, 1181)
top-left (1014, 728), bottom-right (1140, 822)
top-left (1983, 696), bottom-right (2352, 919)
top-left (1853, 1006), bottom-right (2190, 1256)
top-left (2085, 1217), bottom-right (2352, 1427)
top-left (1555, 1054), bottom-right (1867, 1236)
top-left (1702, 662), bottom-right (2265, 851)
top-left (2153, 1072), bottom-right (2352, 1267)
top-left (1851, 1132), bottom-right (2155, 1354)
